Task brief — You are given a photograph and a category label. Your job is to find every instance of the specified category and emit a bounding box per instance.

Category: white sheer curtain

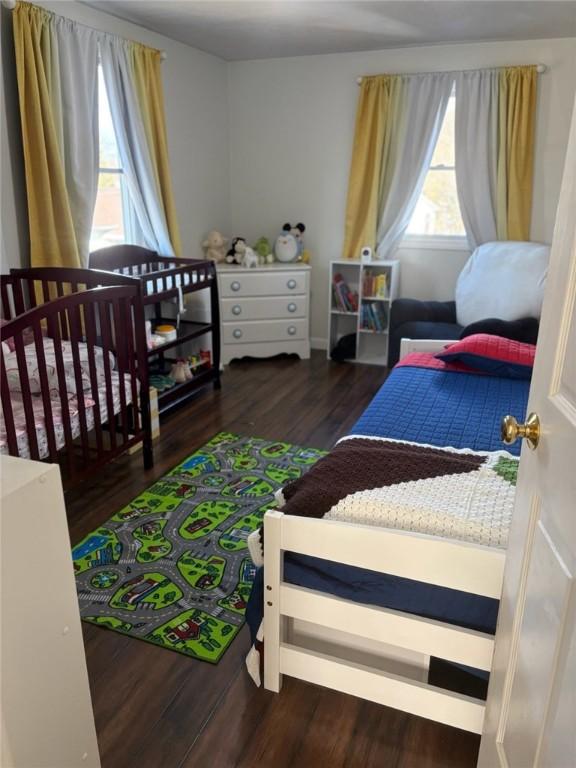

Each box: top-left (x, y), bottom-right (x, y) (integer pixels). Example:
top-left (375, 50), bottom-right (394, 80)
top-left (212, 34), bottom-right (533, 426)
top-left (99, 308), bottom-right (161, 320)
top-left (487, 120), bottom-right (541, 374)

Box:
top-left (376, 72), bottom-right (454, 259)
top-left (99, 36), bottom-right (175, 257)
top-left (454, 69), bottom-right (499, 249)
top-left (50, 15), bottom-right (100, 264)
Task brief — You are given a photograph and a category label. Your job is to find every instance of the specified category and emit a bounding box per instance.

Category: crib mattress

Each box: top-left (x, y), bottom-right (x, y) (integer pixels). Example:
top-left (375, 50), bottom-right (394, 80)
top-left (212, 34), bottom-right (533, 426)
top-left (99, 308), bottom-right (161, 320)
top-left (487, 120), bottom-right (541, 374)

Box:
top-left (0, 374), bottom-right (135, 460)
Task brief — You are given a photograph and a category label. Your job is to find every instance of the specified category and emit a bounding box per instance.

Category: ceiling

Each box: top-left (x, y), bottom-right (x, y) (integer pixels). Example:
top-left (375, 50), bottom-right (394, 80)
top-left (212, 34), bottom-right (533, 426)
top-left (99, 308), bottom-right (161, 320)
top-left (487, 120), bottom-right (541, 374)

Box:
top-left (83, 1), bottom-right (576, 61)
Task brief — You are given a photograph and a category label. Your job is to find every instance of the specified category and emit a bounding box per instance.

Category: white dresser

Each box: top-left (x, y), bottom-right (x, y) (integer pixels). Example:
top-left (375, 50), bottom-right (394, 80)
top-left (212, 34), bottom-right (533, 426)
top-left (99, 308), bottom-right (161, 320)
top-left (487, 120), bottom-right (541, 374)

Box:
top-left (217, 263), bottom-right (311, 365)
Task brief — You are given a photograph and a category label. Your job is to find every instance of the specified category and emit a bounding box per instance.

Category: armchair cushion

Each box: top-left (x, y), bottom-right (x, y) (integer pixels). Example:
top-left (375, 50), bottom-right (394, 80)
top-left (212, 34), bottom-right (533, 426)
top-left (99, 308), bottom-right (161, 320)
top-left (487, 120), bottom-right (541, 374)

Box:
top-left (455, 241), bottom-right (549, 327)
top-left (460, 317), bottom-right (539, 345)
top-left (390, 299), bottom-right (457, 331)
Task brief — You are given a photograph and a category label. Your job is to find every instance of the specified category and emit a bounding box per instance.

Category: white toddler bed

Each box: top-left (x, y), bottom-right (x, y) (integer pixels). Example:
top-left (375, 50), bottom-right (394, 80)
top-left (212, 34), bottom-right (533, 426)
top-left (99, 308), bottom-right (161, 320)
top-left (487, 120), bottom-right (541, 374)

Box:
top-left (260, 339), bottom-right (518, 734)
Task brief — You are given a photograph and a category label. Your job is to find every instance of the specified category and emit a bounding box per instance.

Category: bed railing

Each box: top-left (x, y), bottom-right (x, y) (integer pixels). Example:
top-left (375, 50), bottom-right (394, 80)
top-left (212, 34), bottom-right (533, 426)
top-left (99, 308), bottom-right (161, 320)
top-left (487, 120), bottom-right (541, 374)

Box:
top-left (263, 510), bottom-right (506, 734)
top-left (1, 269), bottom-right (152, 486)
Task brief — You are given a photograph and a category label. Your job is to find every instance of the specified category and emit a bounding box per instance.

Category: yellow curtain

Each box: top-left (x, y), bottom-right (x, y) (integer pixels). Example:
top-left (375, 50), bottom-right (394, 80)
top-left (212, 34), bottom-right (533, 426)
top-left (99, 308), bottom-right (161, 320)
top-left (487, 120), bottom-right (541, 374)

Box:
top-left (497, 66), bottom-right (537, 240)
top-left (13, 2), bottom-right (82, 268)
top-left (130, 43), bottom-right (182, 257)
top-left (342, 76), bottom-right (395, 260)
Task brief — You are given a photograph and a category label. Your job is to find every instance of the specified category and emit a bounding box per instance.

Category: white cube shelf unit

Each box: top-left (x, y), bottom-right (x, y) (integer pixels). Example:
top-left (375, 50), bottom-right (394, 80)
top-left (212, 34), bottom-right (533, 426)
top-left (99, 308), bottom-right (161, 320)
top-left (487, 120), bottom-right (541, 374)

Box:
top-left (327, 259), bottom-right (399, 366)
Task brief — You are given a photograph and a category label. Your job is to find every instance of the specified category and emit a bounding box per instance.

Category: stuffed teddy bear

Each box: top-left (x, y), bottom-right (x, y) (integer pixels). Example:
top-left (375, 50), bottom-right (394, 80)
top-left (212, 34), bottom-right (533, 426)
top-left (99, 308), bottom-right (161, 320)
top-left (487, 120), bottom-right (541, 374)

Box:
top-left (282, 223), bottom-right (306, 260)
top-left (225, 236), bottom-right (246, 265)
top-left (202, 230), bottom-right (228, 263)
top-left (253, 236), bottom-right (274, 265)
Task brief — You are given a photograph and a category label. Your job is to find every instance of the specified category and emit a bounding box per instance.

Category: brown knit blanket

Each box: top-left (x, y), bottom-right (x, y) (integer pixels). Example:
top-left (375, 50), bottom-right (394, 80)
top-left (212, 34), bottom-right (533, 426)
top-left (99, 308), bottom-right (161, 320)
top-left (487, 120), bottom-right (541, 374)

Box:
top-left (248, 437), bottom-right (518, 563)
top-left (280, 437), bottom-right (486, 518)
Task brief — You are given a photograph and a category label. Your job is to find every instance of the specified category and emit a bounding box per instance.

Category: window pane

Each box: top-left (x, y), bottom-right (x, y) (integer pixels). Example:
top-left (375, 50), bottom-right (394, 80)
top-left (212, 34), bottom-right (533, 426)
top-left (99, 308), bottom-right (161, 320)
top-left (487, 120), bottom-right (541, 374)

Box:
top-left (90, 172), bottom-right (125, 251)
top-left (406, 169), bottom-right (465, 236)
top-left (406, 93), bottom-right (465, 237)
top-left (98, 66), bottom-right (121, 170)
top-left (430, 93), bottom-right (455, 168)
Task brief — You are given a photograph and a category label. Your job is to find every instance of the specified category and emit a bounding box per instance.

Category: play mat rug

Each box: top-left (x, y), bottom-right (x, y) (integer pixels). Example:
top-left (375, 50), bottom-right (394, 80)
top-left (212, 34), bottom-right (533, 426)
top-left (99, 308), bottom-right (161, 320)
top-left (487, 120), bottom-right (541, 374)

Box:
top-left (73, 433), bottom-right (326, 663)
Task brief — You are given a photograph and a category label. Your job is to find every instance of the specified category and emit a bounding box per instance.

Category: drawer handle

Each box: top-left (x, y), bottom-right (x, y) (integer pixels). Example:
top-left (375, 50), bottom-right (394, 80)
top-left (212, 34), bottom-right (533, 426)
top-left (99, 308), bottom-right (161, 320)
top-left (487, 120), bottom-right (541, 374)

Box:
top-left (287, 279), bottom-right (297, 289)
top-left (287, 302), bottom-right (297, 313)
top-left (287, 325), bottom-right (297, 336)
top-left (233, 329), bottom-right (243, 339)
top-left (231, 281), bottom-right (241, 292)
top-left (232, 304), bottom-right (242, 316)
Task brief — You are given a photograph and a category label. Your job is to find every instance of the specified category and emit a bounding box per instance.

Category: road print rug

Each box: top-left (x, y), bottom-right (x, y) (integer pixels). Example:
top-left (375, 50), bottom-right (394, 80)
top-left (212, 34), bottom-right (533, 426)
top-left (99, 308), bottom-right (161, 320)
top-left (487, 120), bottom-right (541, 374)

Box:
top-left (73, 432), bottom-right (326, 663)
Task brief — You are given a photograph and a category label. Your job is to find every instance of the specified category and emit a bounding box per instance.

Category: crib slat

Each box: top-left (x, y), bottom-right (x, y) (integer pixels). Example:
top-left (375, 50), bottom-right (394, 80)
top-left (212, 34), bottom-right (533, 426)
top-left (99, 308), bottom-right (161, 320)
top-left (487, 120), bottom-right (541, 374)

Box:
top-left (13, 332), bottom-right (40, 461)
top-left (123, 300), bottom-right (140, 434)
top-left (1, 280), bottom-right (12, 320)
top-left (32, 323), bottom-right (58, 462)
top-left (99, 302), bottom-right (117, 450)
top-left (0, 352), bottom-right (19, 455)
top-left (69, 304), bottom-right (90, 463)
top-left (84, 301), bottom-right (104, 456)
top-left (50, 316), bottom-right (75, 477)
top-left (12, 279), bottom-right (25, 317)
top-left (41, 280), bottom-right (51, 305)
top-left (26, 279), bottom-right (37, 309)
top-left (113, 300), bottom-right (129, 444)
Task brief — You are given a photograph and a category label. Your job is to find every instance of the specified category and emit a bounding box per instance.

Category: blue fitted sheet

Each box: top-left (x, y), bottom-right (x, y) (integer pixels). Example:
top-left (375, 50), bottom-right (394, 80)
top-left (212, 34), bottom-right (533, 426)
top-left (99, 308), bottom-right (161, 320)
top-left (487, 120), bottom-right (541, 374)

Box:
top-left (350, 365), bottom-right (530, 455)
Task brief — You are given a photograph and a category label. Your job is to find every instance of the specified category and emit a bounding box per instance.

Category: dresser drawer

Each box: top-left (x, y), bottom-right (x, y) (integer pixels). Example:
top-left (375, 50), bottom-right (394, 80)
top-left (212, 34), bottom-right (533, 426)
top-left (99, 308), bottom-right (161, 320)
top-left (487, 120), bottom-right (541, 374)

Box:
top-left (223, 319), bottom-right (307, 344)
top-left (222, 295), bottom-right (306, 321)
top-left (219, 270), bottom-right (308, 298)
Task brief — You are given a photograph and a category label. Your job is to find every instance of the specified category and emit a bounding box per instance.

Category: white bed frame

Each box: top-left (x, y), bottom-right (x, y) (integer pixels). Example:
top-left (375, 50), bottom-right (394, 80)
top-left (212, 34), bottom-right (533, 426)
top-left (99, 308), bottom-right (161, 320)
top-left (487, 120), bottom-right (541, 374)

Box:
top-left (262, 337), bottom-right (506, 734)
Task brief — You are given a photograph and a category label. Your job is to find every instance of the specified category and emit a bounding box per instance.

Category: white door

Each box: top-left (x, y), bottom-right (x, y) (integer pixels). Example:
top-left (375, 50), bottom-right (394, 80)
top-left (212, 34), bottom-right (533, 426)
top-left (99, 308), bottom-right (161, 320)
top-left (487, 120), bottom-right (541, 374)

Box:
top-left (477, 100), bottom-right (576, 766)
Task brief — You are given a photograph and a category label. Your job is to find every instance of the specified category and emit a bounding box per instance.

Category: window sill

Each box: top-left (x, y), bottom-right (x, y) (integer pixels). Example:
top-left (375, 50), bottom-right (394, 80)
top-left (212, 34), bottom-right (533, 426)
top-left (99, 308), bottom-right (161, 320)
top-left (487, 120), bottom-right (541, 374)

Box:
top-left (400, 235), bottom-right (470, 252)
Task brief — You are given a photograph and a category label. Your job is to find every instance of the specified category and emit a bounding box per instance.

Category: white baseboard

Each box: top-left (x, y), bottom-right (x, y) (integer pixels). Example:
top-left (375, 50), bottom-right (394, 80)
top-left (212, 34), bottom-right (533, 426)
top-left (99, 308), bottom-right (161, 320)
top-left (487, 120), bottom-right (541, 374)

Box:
top-left (311, 337), bottom-right (328, 350)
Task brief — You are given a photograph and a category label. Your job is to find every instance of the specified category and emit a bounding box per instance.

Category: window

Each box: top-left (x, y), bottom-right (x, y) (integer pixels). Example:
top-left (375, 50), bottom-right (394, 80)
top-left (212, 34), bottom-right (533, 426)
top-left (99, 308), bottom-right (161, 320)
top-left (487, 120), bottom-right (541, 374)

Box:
top-left (405, 92), bottom-right (466, 240)
top-left (89, 66), bottom-right (136, 252)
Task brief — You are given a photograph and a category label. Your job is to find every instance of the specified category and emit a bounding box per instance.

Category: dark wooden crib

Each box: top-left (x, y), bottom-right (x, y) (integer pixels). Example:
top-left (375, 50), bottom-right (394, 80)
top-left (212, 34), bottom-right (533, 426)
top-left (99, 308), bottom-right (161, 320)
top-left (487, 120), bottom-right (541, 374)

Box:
top-left (1, 267), bottom-right (153, 487)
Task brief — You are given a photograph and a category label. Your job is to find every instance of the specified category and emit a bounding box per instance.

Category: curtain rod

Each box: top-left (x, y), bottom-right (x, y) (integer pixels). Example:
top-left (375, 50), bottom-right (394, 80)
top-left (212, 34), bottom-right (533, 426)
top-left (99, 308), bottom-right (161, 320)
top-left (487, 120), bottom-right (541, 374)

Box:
top-left (2, 0), bottom-right (167, 60)
top-left (356, 63), bottom-right (547, 84)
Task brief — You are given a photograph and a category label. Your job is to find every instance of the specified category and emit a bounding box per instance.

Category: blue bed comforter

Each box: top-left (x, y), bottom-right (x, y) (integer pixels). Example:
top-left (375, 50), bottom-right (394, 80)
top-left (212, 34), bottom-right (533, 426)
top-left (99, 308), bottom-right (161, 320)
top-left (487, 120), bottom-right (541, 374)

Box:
top-left (351, 364), bottom-right (529, 455)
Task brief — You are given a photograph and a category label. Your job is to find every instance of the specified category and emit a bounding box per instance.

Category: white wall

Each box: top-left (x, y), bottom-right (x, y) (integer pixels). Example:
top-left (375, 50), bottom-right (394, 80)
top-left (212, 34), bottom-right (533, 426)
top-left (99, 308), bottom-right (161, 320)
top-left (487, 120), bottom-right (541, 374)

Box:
top-left (0, 0), bottom-right (231, 270)
top-left (228, 39), bottom-right (576, 345)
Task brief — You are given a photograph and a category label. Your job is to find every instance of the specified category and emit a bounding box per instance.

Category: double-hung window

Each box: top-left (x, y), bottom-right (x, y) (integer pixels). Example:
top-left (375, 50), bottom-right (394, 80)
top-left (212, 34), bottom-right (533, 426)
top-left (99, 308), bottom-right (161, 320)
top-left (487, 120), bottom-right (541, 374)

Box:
top-left (90, 65), bottom-right (137, 252)
top-left (405, 90), bottom-right (466, 246)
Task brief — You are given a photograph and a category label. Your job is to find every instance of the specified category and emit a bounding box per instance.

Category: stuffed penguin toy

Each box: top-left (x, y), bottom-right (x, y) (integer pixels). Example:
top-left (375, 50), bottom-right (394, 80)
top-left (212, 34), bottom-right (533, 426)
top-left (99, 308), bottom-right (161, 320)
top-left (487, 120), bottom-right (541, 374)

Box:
top-left (275, 223), bottom-right (306, 263)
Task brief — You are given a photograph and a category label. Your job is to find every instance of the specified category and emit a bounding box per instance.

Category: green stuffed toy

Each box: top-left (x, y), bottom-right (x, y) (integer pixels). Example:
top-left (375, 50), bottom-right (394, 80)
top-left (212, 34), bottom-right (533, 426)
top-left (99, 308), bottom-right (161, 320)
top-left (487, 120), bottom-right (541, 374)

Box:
top-left (253, 237), bottom-right (274, 265)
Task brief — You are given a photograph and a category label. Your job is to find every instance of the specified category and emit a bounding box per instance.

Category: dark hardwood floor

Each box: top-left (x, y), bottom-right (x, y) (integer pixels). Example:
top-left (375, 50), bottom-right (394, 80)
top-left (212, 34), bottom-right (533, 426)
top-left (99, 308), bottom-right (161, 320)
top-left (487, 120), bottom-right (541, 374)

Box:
top-left (67, 351), bottom-right (481, 768)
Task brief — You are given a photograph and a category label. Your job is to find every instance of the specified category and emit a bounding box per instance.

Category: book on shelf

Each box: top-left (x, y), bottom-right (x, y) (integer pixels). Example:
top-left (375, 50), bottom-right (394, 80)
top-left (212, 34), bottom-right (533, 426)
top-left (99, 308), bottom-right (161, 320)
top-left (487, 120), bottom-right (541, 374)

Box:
top-left (333, 273), bottom-right (359, 312)
top-left (362, 270), bottom-right (388, 298)
top-left (361, 301), bottom-right (388, 332)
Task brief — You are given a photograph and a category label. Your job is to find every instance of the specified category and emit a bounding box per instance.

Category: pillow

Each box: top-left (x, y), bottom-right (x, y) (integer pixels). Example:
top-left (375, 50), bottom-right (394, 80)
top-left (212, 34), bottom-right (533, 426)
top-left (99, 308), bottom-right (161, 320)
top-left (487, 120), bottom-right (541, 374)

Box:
top-left (460, 317), bottom-right (539, 345)
top-left (435, 334), bottom-right (535, 379)
top-left (455, 241), bottom-right (549, 327)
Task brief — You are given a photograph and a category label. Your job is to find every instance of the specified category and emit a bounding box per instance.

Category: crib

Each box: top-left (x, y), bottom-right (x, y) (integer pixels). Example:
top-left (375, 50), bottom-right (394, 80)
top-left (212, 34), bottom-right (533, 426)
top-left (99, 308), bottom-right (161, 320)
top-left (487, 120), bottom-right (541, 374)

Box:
top-left (1, 268), bottom-right (153, 487)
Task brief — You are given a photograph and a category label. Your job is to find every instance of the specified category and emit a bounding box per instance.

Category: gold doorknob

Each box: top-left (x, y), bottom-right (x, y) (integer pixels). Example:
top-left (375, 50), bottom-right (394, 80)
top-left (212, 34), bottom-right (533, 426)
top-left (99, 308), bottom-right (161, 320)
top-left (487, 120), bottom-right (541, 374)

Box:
top-left (501, 413), bottom-right (540, 450)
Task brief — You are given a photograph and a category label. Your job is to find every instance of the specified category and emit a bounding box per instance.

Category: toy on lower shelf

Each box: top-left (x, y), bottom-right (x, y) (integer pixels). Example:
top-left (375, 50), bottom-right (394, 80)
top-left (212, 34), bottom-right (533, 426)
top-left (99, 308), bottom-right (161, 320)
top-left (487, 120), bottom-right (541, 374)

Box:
top-left (149, 374), bottom-right (175, 392)
top-left (170, 359), bottom-right (193, 383)
top-left (188, 349), bottom-right (212, 372)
